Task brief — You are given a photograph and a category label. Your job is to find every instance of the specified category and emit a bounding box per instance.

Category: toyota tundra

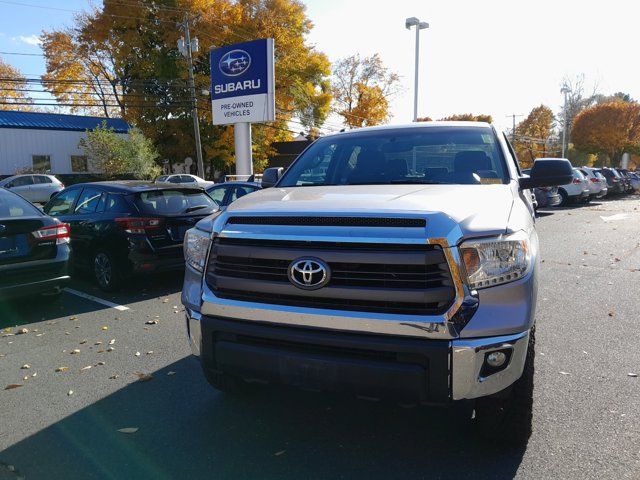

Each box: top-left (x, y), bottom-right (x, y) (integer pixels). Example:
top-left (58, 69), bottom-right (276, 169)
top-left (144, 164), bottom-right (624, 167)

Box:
top-left (181, 122), bottom-right (572, 443)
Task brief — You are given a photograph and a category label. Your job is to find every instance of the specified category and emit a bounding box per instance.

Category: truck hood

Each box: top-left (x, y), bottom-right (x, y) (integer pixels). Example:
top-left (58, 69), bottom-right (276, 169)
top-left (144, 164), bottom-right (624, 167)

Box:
top-left (213, 184), bottom-right (515, 240)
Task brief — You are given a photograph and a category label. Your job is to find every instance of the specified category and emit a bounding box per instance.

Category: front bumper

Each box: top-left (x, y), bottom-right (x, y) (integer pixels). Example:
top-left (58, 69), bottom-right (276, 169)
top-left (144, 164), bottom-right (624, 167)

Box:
top-left (186, 311), bottom-right (530, 402)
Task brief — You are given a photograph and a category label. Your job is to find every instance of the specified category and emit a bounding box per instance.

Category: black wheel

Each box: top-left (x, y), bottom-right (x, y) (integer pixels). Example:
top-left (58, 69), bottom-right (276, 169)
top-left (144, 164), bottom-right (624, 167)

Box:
top-left (558, 189), bottom-right (569, 206)
top-left (93, 251), bottom-right (121, 291)
top-left (473, 328), bottom-right (535, 446)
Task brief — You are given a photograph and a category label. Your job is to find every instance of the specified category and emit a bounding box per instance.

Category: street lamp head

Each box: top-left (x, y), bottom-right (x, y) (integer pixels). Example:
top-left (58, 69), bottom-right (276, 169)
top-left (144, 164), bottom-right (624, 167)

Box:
top-left (560, 86), bottom-right (571, 94)
top-left (405, 17), bottom-right (419, 29)
top-left (419, 21), bottom-right (429, 29)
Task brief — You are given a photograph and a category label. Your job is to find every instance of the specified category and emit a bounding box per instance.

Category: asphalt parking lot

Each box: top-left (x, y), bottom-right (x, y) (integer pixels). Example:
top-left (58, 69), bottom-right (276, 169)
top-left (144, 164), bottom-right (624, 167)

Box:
top-left (1, 196), bottom-right (639, 480)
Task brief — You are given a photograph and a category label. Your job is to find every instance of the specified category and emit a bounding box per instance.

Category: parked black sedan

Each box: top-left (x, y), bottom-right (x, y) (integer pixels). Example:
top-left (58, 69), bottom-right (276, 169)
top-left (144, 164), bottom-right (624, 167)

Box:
top-left (0, 187), bottom-right (70, 300)
top-left (43, 181), bottom-right (217, 291)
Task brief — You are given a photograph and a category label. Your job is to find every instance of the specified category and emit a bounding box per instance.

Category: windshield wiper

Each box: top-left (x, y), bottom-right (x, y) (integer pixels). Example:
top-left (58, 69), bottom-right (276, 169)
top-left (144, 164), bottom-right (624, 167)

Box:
top-left (184, 205), bottom-right (210, 213)
top-left (389, 179), bottom-right (444, 184)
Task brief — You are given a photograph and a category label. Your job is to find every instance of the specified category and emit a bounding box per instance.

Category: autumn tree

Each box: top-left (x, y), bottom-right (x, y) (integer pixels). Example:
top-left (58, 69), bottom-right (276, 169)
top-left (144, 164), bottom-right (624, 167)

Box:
top-left (332, 53), bottom-right (400, 128)
top-left (512, 105), bottom-right (555, 167)
top-left (439, 113), bottom-right (493, 123)
top-left (41, 0), bottom-right (332, 174)
top-left (572, 102), bottom-right (640, 165)
top-left (0, 57), bottom-right (34, 110)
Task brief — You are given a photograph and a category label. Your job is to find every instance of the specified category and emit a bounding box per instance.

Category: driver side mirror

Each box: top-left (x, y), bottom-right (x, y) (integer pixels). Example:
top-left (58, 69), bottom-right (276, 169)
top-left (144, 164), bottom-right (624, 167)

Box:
top-left (261, 167), bottom-right (283, 188)
top-left (519, 159), bottom-right (573, 190)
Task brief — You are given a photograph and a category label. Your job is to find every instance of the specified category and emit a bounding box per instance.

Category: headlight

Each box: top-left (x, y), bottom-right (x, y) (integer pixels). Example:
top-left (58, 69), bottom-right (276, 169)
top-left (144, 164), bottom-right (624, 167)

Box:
top-left (459, 231), bottom-right (534, 289)
top-left (184, 228), bottom-right (211, 272)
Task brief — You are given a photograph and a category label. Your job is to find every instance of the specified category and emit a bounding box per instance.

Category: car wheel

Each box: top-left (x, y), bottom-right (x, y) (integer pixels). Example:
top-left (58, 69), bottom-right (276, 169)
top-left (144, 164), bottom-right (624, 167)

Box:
top-left (558, 189), bottom-right (569, 206)
top-left (473, 328), bottom-right (535, 447)
top-left (93, 251), bottom-right (121, 291)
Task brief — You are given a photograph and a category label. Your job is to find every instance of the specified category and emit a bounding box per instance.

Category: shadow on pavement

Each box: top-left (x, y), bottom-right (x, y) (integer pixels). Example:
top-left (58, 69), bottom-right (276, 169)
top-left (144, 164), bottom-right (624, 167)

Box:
top-left (0, 357), bottom-right (527, 480)
top-left (0, 272), bottom-right (183, 329)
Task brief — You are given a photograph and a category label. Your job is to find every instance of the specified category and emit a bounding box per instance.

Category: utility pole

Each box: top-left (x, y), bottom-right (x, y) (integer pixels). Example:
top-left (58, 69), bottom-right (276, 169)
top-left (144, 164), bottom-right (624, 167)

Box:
top-left (179, 13), bottom-right (205, 179)
top-left (506, 114), bottom-right (523, 142)
top-left (560, 86), bottom-right (570, 158)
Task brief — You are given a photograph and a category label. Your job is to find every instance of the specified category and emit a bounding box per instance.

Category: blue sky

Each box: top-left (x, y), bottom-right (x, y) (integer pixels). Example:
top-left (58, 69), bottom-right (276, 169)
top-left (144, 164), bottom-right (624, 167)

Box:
top-left (2, 0), bottom-right (640, 132)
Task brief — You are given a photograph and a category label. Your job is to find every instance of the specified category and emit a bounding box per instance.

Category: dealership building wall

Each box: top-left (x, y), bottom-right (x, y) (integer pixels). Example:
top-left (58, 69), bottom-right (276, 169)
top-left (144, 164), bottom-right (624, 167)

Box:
top-left (0, 111), bottom-right (129, 175)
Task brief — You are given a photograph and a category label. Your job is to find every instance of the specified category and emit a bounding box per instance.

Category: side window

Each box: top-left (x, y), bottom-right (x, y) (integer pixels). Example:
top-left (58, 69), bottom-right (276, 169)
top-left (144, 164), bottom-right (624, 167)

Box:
top-left (502, 133), bottom-right (521, 175)
top-left (34, 175), bottom-right (52, 184)
top-left (75, 188), bottom-right (102, 214)
top-left (167, 176), bottom-right (182, 183)
top-left (229, 186), bottom-right (257, 203)
top-left (181, 175), bottom-right (197, 183)
top-left (11, 176), bottom-right (33, 187)
top-left (207, 186), bottom-right (227, 205)
top-left (104, 194), bottom-right (129, 213)
top-left (45, 189), bottom-right (79, 216)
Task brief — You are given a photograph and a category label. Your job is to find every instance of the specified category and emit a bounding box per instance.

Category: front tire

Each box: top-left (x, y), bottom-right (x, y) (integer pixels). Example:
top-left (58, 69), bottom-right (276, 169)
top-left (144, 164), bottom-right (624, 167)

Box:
top-left (558, 189), bottom-right (569, 206)
top-left (473, 328), bottom-right (535, 446)
top-left (93, 251), bottom-right (121, 291)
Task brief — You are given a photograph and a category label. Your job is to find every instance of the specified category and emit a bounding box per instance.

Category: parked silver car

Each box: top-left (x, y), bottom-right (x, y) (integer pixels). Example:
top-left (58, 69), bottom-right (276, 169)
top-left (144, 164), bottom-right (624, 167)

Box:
top-left (579, 167), bottom-right (608, 199)
top-left (0, 174), bottom-right (64, 203)
top-left (155, 174), bottom-right (214, 189)
top-left (555, 167), bottom-right (589, 205)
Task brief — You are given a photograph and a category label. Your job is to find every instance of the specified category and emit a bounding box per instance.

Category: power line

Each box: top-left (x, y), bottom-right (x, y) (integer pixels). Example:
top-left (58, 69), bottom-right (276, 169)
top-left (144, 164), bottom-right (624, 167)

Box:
top-left (0, 51), bottom-right (44, 57)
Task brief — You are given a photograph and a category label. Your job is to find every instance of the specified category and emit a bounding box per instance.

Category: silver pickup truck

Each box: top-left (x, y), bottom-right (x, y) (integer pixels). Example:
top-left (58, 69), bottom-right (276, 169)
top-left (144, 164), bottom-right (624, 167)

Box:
top-left (182, 122), bottom-right (572, 443)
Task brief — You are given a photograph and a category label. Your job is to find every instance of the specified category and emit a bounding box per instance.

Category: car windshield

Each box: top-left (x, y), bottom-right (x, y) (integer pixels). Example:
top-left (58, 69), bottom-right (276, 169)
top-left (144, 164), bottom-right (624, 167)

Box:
top-left (134, 189), bottom-right (217, 215)
top-left (278, 126), bottom-right (508, 187)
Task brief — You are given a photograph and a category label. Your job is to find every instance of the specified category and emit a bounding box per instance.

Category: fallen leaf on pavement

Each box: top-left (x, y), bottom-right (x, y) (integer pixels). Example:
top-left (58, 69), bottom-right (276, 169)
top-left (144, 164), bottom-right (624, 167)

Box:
top-left (146, 351), bottom-right (153, 355)
top-left (22, 376), bottom-right (28, 381)
top-left (608, 310), bottom-right (615, 317)
top-left (71, 349), bottom-right (80, 354)
top-left (16, 328), bottom-right (29, 334)
top-left (31, 372), bottom-right (36, 377)
top-left (101, 326), bottom-right (109, 331)
top-left (4, 384), bottom-right (22, 390)
top-left (135, 351), bottom-right (141, 357)
top-left (107, 347), bottom-right (114, 352)
top-left (21, 364), bottom-right (30, 369)
top-left (55, 367), bottom-right (68, 372)
top-left (145, 320), bottom-right (158, 325)
top-left (69, 316), bottom-right (78, 321)
top-left (109, 339), bottom-right (115, 345)
top-left (79, 339), bottom-right (87, 345)
top-left (80, 365), bottom-right (92, 371)
top-left (559, 371), bottom-right (571, 375)
top-left (118, 427), bottom-right (139, 434)
top-left (97, 361), bottom-right (106, 366)
top-left (134, 372), bottom-right (153, 382)
top-left (94, 341), bottom-right (102, 345)
top-left (109, 374), bottom-right (119, 379)
top-left (162, 298), bottom-right (169, 303)
top-left (628, 373), bottom-right (638, 377)
top-left (67, 390), bottom-right (73, 396)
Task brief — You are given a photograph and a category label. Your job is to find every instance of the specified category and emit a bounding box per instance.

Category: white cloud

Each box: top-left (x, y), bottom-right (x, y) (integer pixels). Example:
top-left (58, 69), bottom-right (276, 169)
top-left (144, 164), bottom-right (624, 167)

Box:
top-left (14, 35), bottom-right (42, 46)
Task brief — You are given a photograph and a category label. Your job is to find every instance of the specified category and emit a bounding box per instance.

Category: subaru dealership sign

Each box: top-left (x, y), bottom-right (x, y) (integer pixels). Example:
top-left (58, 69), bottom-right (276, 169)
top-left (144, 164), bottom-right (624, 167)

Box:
top-left (210, 39), bottom-right (275, 125)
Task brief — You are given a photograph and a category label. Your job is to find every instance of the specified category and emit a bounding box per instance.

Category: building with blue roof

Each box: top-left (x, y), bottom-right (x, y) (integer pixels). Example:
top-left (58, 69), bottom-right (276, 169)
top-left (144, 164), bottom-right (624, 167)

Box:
top-left (0, 110), bottom-right (130, 175)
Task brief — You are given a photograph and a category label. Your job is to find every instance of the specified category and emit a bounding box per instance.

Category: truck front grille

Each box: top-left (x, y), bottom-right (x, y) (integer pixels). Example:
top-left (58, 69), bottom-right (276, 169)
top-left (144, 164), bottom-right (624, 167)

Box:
top-left (207, 237), bottom-right (456, 316)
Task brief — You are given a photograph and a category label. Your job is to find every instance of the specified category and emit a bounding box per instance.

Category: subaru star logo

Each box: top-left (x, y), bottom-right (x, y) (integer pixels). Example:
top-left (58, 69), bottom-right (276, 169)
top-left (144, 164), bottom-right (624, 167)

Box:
top-left (219, 49), bottom-right (251, 77)
top-left (288, 257), bottom-right (330, 290)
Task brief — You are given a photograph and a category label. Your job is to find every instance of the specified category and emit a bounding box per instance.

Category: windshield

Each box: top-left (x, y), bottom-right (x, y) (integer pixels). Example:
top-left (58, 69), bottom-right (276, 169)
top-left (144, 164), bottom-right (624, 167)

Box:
top-left (278, 126), bottom-right (508, 187)
top-left (134, 189), bottom-right (217, 215)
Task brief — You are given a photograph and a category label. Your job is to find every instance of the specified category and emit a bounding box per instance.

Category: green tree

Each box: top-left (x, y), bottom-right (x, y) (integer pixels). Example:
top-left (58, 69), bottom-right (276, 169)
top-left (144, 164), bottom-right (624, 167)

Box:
top-left (332, 53), bottom-right (400, 128)
top-left (79, 123), bottom-right (160, 179)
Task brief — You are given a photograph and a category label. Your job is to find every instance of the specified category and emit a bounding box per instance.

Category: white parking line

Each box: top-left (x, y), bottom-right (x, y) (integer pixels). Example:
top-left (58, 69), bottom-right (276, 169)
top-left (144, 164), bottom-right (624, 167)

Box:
top-left (63, 288), bottom-right (130, 311)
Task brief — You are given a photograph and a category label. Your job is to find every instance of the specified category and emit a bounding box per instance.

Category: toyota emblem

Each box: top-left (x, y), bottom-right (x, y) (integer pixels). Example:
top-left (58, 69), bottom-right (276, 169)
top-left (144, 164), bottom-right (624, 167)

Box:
top-left (288, 257), bottom-right (330, 290)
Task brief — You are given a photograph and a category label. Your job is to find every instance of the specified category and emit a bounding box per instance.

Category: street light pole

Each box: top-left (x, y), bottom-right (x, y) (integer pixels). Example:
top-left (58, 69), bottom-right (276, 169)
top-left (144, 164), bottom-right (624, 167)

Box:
top-left (406, 17), bottom-right (429, 122)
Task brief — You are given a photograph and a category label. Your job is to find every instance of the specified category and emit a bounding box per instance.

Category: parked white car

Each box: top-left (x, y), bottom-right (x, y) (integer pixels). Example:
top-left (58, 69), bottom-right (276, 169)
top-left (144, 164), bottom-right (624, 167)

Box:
top-left (579, 167), bottom-right (608, 199)
top-left (155, 174), bottom-right (214, 188)
top-left (0, 174), bottom-right (64, 203)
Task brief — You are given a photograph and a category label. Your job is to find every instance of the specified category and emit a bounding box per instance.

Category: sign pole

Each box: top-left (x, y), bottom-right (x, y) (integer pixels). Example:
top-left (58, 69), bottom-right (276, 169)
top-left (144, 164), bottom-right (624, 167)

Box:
top-left (234, 122), bottom-right (253, 176)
